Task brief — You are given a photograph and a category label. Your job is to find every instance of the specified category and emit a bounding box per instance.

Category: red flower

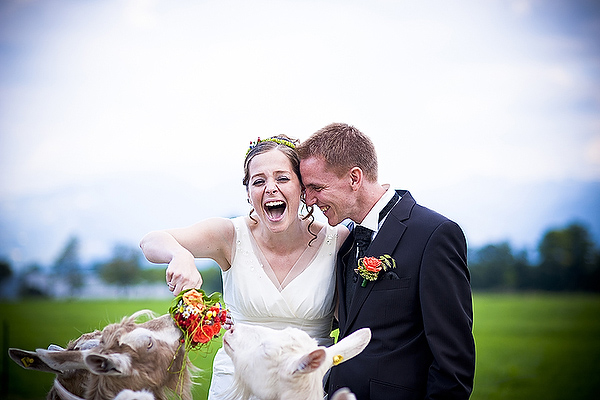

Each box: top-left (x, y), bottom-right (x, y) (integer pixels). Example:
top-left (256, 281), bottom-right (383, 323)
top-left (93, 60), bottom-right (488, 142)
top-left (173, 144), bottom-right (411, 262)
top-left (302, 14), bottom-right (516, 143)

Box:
top-left (362, 257), bottom-right (383, 272)
top-left (219, 311), bottom-right (227, 323)
top-left (193, 325), bottom-right (212, 344)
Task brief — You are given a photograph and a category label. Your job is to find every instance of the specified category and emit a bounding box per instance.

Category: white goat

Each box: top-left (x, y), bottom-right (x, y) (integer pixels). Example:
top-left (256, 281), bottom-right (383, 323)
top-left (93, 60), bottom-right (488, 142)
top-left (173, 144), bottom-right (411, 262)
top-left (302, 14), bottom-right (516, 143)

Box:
top-left (222, 323), bottom-right (370, 400)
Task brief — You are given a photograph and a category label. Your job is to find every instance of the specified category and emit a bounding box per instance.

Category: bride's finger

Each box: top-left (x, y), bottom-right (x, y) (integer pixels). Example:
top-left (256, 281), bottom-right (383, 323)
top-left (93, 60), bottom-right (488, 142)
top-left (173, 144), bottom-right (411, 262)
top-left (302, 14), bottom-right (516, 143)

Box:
top-left (167, 281), bottom-right (176, 292)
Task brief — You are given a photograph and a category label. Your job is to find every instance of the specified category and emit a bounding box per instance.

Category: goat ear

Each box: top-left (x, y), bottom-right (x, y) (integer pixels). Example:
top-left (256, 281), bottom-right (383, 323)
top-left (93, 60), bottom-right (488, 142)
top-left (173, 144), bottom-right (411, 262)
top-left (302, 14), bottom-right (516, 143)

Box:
top-left (293, 348), bottom-right (326, 374)
top-left (330, 387), bottom-right (357, 400)
top-left (34, 348), bottom-right (89, 372)
top-left (9, 348), bottom-right (60, 373)
top-left (325, 328), bottom-right (371, 369)
top-left (85, 354), bottom-right (124, 375)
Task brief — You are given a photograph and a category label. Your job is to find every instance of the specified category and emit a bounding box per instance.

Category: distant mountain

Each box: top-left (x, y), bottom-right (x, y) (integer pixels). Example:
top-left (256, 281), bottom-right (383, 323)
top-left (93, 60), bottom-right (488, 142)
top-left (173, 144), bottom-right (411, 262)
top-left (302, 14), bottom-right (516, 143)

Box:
top-left (1, 173), bottom-right (599, 269)
top-left (0, 172), bottom-right (247, 269)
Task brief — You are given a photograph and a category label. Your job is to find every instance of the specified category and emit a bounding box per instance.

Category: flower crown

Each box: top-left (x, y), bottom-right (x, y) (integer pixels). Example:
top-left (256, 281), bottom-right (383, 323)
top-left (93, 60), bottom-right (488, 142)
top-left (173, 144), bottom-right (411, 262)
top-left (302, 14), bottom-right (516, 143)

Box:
top-left (246, 136), bottom-right (296, 156)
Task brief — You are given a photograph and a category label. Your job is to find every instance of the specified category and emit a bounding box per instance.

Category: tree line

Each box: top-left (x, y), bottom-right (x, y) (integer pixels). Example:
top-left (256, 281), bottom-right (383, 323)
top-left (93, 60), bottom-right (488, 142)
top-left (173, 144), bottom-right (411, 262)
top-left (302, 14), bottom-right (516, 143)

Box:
top-left (0, 238), bottom-right (223, 299)
top-left (469, 222), bottom-right (600, 292)
top-left (1, 222), bottom-right (599, 299)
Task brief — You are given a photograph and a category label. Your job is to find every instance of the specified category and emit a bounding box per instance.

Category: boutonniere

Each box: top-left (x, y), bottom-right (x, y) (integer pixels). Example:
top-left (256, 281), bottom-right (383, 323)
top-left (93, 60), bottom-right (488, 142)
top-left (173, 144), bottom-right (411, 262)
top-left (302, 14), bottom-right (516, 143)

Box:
top-left (355, 255), bottom-right (396, 287)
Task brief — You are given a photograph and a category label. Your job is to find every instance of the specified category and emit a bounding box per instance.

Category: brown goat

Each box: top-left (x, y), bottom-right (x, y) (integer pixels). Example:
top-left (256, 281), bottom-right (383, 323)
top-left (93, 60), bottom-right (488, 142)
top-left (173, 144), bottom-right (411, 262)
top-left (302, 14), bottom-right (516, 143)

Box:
top-left (10, 310), bottom-right (196, 400)
top-left (10, 329), bottom-right (101, 400)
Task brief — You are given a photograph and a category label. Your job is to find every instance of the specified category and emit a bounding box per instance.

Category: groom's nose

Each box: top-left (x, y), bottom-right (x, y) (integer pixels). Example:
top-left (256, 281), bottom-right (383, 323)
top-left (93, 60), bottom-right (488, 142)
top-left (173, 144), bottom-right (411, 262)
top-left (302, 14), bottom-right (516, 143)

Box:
top-left (304, 189), bottom-right (317, 206)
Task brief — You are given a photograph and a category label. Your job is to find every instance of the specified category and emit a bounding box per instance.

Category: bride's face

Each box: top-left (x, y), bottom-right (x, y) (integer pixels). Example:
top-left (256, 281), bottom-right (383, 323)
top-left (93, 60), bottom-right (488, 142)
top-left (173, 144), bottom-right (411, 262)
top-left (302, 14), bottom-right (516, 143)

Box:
top-left (247, 149), bottom-right (302, 233)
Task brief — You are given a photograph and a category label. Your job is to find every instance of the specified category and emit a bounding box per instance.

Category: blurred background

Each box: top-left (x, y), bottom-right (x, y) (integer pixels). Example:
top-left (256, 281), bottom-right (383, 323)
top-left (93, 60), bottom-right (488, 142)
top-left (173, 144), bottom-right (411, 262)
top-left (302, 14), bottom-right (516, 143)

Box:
top-left (1, 2), bottom-right (600, 399)
top-left (0, 0), bottom-right (599, 297)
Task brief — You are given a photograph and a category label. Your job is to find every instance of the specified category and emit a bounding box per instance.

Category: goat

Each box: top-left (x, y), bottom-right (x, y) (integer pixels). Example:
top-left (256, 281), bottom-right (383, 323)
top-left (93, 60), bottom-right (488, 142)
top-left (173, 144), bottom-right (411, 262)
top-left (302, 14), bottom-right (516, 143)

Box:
top-left (10, 310), bottom-right (195, 400)
top-left (10, 329), bottom-right (101, 400)
top-left (221, 323), bottom-right (370, 400)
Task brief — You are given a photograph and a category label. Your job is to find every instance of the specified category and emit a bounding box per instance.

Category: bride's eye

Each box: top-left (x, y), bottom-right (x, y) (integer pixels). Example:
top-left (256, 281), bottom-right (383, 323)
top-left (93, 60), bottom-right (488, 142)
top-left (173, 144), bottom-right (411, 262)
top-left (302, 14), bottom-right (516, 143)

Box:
top-left (252, 178), bottom-right (265, 186)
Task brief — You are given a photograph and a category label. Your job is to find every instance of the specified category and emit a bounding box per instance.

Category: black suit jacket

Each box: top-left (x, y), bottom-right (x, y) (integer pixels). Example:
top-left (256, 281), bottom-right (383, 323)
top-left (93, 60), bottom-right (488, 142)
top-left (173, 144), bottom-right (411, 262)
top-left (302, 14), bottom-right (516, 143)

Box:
top-left (328, 190), bottom-right (475, 400)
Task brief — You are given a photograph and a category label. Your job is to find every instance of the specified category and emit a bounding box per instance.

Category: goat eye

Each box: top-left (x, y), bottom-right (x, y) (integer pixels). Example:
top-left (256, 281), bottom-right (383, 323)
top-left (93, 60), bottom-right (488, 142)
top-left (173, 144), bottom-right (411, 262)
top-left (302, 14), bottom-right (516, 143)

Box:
top-left (147, 339), bottom-right (153, 349)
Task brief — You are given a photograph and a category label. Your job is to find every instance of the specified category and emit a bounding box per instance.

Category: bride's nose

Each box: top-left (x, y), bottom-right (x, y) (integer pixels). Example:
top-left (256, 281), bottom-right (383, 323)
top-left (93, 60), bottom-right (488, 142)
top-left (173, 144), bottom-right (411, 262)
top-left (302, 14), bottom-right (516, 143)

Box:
top-left (265, 181), bottom-right (278, 195)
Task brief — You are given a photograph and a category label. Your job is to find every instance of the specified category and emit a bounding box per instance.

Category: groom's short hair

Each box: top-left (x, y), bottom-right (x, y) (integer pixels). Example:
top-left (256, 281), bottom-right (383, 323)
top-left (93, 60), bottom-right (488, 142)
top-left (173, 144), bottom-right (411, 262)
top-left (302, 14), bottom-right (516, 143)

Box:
top-left (297, 123), bottom-right (378, 182)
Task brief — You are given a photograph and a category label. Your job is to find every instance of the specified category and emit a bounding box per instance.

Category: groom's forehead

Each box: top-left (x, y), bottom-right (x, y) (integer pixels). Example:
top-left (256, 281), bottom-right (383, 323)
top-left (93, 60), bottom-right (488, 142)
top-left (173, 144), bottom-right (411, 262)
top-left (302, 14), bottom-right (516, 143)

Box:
top-left (300, 157), bottom-right (341, 178)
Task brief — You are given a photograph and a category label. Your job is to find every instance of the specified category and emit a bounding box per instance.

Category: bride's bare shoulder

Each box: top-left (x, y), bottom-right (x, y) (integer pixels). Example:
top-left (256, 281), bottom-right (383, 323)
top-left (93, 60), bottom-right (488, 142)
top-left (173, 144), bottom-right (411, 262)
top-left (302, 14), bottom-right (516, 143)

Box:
top-left (335, 223), bottom-right (350, 244)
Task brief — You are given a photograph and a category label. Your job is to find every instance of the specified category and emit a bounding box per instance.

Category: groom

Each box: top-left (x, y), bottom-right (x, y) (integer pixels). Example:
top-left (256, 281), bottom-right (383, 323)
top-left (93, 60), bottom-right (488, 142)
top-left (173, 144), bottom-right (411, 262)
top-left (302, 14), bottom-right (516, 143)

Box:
top-left (297, 123), bottom-right (475, 400)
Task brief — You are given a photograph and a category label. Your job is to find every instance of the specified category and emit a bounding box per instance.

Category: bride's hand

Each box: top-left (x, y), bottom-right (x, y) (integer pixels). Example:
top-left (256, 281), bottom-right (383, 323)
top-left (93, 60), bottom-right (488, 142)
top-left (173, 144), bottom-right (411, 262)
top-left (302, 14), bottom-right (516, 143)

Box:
top-left (165, 251), bottom-right (203, 295)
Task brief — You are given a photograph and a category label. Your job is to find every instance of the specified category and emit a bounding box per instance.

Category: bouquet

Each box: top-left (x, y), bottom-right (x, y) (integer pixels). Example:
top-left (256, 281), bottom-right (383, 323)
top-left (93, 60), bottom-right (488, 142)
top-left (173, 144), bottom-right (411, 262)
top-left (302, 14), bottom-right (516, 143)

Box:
top-left (170, 288), bottom-right (228, 350)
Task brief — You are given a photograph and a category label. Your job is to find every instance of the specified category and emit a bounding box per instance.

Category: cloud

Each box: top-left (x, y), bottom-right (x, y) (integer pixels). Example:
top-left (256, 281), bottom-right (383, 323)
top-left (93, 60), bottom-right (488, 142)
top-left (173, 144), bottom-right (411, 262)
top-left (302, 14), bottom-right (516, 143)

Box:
top-left (0, 0), bottom-right (599, 265)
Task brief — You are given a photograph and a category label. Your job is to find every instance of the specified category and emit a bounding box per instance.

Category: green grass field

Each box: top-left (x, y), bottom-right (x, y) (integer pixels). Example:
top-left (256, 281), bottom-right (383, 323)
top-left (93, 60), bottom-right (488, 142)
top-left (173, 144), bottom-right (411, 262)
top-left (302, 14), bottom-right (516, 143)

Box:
top-left (1, 293), bottom-right (599, 399)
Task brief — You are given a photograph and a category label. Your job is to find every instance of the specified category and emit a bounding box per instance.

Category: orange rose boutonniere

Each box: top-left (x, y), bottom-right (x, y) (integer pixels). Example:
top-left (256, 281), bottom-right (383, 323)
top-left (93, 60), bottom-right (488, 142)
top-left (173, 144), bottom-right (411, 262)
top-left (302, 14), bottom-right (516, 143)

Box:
top-left (355, 254), bottom-right (396, 287)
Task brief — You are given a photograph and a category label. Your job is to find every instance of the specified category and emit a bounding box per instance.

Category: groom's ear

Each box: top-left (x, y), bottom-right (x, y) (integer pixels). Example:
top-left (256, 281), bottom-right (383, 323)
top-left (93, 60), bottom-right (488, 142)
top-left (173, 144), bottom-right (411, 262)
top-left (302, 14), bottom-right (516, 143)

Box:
top-left (349, 167), bottom-right (363, 190)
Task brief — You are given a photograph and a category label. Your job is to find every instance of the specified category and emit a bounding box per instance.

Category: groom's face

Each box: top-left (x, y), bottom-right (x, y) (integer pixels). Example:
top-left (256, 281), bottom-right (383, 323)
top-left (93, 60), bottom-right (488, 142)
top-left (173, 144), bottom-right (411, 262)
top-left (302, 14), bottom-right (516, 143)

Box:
top-left (300, 156), bottom-right (355, 226)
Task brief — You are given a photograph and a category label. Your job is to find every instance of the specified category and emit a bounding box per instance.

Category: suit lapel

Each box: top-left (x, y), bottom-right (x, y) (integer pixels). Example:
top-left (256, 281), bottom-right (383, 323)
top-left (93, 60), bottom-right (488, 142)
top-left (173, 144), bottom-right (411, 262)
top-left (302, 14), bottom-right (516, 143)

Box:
top-left (343, 191), bottom-right (414, 332)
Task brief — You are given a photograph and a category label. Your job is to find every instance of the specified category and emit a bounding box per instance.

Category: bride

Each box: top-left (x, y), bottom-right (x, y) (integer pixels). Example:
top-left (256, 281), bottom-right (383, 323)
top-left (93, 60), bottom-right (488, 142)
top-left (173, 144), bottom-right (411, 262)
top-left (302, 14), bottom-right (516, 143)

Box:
top-left (140, 135), bottom-right (349, 399)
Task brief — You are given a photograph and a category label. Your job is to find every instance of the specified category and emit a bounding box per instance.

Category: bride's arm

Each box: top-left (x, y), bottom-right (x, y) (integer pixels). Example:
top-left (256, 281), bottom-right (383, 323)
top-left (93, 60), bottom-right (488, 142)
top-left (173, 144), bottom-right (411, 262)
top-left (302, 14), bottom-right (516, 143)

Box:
top-left (140, 217), bottom-right (234, 294)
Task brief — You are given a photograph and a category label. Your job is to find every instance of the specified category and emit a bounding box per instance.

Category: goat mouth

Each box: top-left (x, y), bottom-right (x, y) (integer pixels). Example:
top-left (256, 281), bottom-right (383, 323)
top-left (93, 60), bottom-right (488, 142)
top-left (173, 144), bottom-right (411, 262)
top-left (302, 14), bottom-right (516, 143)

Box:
top-left (264, 200), bottom-right (286, 222)
top-left (222, 336), bottom-right (233, 353)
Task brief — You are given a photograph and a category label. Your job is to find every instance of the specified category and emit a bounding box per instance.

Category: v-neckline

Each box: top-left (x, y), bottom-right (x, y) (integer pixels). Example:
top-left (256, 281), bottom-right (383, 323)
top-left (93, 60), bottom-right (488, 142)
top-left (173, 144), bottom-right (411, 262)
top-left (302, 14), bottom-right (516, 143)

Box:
top-left (246, 222), bottom-right (327, 291)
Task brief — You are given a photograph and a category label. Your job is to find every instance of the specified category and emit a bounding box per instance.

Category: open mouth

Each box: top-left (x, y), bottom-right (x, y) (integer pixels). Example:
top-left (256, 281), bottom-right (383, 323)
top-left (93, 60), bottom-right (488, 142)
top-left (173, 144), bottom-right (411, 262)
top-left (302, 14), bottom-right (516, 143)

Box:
top-left (264, 200), bottom-right (286, 221)
top-left (318, 205), bottom-right (331, 217)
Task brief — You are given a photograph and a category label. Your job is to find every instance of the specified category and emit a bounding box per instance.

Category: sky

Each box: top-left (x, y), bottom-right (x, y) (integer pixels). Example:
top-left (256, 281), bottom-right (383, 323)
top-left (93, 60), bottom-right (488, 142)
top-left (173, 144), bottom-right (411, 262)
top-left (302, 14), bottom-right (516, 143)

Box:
top-left (0, 0), bottom-right (599, 267)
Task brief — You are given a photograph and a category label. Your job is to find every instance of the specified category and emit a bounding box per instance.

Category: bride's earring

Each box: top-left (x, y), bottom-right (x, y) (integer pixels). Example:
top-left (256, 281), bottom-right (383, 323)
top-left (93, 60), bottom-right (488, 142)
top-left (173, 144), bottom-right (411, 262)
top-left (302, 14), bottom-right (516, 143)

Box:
top-left (247, 197), bottom-right (256, 220)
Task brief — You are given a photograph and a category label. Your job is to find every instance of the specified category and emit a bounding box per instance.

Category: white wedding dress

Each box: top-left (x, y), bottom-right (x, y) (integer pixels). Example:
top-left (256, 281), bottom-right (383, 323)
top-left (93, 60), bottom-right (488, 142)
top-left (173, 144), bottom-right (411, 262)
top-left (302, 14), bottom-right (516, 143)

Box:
top-left (208, 216), bottom-right (340, 400)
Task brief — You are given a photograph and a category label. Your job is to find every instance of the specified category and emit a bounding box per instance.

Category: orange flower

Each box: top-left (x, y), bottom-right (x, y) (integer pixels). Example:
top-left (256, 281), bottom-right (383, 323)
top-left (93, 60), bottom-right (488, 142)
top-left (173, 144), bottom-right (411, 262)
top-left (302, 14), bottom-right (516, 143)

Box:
top-left (355, 255), bottom-right (396, 287)
top-left (362, 257), bottom-right (383, 273)
top-left (193, 325), bottom-right (212, 344)
top-left (183, 289), bottom-right (206, 310)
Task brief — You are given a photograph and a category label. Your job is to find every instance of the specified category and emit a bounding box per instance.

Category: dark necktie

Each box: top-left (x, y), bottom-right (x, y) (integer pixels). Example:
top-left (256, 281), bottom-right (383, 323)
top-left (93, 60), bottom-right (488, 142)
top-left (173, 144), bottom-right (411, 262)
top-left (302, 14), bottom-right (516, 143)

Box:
top-left (354, 225), bottom-right (373, 260)
top-left (354, 191), bottom-right (400, 260)
top-left (345, 191), bottom-right (400, 309)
